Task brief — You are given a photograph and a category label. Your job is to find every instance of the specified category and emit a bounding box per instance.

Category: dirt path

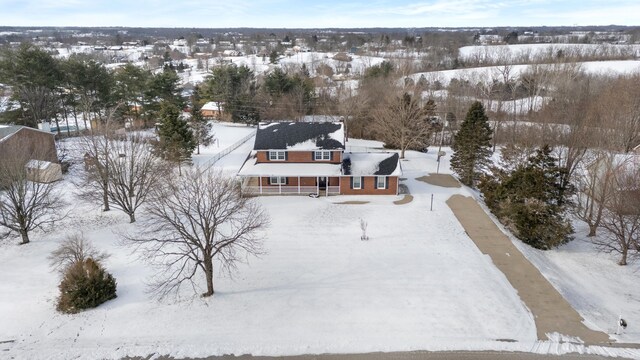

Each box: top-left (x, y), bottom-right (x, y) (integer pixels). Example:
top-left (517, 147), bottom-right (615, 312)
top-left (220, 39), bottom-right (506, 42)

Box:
top-left (416, 174), bottom-right (461, 188)
top-left (446, 195), bottom-right (611, 345)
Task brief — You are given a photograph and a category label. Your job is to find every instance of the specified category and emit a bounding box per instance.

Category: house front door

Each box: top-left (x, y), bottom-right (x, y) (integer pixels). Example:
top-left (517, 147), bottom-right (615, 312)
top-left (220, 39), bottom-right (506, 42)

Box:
top-left (318, 176), bottom-right (327, 190)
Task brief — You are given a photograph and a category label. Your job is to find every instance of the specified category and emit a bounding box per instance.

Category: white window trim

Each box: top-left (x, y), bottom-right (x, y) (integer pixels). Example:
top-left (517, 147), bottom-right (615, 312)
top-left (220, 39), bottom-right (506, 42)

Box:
top-left (376, 176), bottom-right (386, 189)
top-left (353, 176), bottom-right (362, 190)
top-left (269, 176), bottom-right (286, 185)
top-left (268, 150), bottom-right (286, 161)
top-left (314, 150), bottom-right (331, 161)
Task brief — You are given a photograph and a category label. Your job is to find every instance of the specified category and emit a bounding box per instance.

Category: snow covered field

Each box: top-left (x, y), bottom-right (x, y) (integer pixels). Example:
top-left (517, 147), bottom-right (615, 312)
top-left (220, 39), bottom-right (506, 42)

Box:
top-left (408, 60), bottom-right (640, 87)
top-left (1, 127), bottom-right (639, 359)
top-left (459, 44), bottom-right (640, 63)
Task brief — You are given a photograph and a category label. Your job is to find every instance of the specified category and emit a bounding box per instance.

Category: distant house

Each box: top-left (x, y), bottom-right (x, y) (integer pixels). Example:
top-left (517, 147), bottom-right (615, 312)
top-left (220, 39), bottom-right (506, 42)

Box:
top-left (237, 122), bottom-right (401, 196)
top-left (222, 49), bottom-right (242, 57)
top-left (200, 102), bottom-right (223, 119)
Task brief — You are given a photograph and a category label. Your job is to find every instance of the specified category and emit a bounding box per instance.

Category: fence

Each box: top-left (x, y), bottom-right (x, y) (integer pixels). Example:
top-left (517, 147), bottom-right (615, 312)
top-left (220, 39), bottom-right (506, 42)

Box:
top-left (202, 130), bottom-right (256, 171)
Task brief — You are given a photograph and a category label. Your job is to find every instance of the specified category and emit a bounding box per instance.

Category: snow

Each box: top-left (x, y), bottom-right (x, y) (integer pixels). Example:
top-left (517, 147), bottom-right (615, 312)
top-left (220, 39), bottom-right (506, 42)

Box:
top-left (408, 60), bottom-right (640, 87)
top-left (238, 158), bottom-right (342, 176)
top-left (26, 159), bottom-right (53, 170)
top-left (459, 44), bottom-right (640, 63)
top-left (190, 121), bottom-right (256, 168)
top-left (346, 152), bottom-right (402, 176)
top-left (1, 127), bottom-right (639, 359)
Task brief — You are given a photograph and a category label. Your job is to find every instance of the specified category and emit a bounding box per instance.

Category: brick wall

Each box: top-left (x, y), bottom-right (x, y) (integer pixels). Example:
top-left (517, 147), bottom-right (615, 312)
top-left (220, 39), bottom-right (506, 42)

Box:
top-left (339, 176), bottom-right (398, 195)
top-left (256, 150), bottom-right (342, 164)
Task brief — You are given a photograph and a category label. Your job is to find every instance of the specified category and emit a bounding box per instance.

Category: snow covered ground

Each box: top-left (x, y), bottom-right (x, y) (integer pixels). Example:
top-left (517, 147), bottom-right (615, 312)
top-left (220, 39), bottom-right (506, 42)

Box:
top-left (190, 121), bottom-right (256, 168)
top-left (459, 44), bottom-right (640, 63)
top-left (1, 129), bottom-right (639, 359)
top-left (408, 60), bottom-right (640, 88)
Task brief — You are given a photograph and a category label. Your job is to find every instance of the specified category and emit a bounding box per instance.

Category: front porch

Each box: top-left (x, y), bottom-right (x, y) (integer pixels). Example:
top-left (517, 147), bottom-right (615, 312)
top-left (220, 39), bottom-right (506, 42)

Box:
top-left (240, 176), bottom-right (341, 196)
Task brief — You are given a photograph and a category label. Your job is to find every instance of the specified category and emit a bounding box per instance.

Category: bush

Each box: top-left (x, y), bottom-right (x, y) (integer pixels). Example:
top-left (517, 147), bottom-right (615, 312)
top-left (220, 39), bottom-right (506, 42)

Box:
top-left (56, 258), bottom-right (117, 314)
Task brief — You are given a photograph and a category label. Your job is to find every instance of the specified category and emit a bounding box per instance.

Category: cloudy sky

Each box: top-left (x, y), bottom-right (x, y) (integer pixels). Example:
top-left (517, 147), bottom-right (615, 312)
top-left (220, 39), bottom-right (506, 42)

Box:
top-left (0, 0), bottom-right (638, 28)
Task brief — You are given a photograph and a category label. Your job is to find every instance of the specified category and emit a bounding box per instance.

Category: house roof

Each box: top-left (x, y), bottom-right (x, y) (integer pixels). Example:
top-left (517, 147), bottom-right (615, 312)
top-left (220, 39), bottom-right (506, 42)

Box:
top-left (201, 102), bottom-right (222, 111)
top-left (0, 125), bottom-right (23, 141)
top-left (344, 152), bottom-right (402, 176)
top-left (254, 122), bottom-right (345, 151)
top-left (238, 156), bottom-right (342, 177)
top-left (0, 125), bottom-right (55, 144)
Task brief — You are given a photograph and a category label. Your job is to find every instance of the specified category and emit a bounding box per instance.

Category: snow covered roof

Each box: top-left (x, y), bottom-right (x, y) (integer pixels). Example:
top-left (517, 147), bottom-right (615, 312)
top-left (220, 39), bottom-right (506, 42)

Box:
top-left (344, 152), bottom-right (402, 176)
top-left (254, 122), bottom-right (345, 151)
top-left (26, 159), bottom-right (55, 170)
top-left (201, 102), bottom-right (222, 111)
top-left (238, 157), bottom-right (342, 177)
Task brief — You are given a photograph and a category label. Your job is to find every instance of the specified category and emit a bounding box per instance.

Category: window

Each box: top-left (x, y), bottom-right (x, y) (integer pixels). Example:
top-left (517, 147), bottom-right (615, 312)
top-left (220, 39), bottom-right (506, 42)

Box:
top-left (269, 176), bottom-right (286, 185)
top-left (352, 176), bottom-right (362, 189)
top-left (268, 151), bottom-right (286, 161)
top-left (376, 176), bottom-right (386, 189)
top-left (314, 151), bottom-right (331, 161)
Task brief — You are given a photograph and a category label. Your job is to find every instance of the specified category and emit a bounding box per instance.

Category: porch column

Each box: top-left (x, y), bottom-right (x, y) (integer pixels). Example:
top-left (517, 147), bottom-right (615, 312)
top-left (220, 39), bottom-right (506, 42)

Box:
top-left (279, 181), bottom-right (282, 194)
top-left (326, 176), bottom-right (328, 196)
top-left (259, 176), bottom-right (262, 194)
top-left (298, 176), bottom-right (300, 194)
top-left (316, 176), bottom-right (319, 195)
top-left (339, 177), bottom-right (342, 195)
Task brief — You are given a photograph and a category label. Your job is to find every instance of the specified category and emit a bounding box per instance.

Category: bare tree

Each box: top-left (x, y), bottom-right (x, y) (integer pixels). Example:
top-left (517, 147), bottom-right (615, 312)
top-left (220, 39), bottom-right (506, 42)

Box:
top-left (594, 161), bottom-right (640, 265)
top-left (76, 104), bottom-right (122, 212)
top-left (106, 134), bottom-right (167, 223)
top-left (574, 151), bottom-right (618, 237)
top-left (372, 91), bottom-right (436, 159)
top-left (123, 168), bottom-right (268, 298)
top-left (0, 153), bottom-right (65, 244)
top-left (48, 233), bottom-right (110, 273)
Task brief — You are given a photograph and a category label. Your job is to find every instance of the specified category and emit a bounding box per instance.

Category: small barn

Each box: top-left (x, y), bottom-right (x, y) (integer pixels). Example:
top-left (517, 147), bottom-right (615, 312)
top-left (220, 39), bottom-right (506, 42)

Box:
top-left (25, 160), bottom-right (62, 183)
top-left (0, 125), bottom-right (58, 163)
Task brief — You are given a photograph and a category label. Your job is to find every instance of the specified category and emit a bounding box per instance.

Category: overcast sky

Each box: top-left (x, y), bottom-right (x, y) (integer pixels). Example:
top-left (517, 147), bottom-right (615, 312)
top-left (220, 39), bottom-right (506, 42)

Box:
top-left (0, 0), bottom-right (638, 28)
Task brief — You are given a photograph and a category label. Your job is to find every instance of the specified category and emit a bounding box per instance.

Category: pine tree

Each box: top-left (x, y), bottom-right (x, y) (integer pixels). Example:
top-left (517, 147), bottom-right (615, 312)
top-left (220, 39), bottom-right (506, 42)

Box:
top-left (155, 102), bottom-right (196, 174)
top-left (189, 88), bottom-right (214, 155)
top-left (450, 101), bottom-right (492, 187)
top-left (479, 145), bottom-right (574, 250)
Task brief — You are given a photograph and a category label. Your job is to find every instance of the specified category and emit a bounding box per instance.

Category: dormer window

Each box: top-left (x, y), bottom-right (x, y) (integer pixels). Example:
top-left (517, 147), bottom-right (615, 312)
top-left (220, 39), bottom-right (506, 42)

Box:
top-left (314, 151), bottom-right (331, 161)
top-left (269, 151), bottom-right (286, 161)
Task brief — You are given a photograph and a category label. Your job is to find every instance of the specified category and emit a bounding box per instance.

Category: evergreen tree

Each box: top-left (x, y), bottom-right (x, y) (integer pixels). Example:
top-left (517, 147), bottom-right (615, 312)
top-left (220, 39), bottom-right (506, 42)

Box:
top-left (479, 145), bottom-right (574, 250)
top-left (450, 101), bottom-right (492, 186)
top-left (200, 64), bottom-right (258, 124)
top-left (155, 102), bottom-right (196, 174)
top-left (189, 88), bottom-right (214, 155)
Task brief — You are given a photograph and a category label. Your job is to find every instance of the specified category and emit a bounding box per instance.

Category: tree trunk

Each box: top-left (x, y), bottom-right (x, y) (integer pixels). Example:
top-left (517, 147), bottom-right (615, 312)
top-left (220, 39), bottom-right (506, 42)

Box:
top-left (618, 247), bottom-right (628, 266)
top-left (102, 182), bottom-right (110, 211)
top-left (202, 257), bottom-right (214, 297)
top-left (129, 212), bottom-right (136, 223)
top-left (587, 224), bottom-right (597, 237)
top-left (19, 229), bottom-right (30, 245)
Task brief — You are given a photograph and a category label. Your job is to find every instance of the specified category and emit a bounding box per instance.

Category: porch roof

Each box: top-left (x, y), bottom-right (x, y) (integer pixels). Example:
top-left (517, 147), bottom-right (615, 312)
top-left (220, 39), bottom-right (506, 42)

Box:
top-left (238, 159), bottom-right (342, 177)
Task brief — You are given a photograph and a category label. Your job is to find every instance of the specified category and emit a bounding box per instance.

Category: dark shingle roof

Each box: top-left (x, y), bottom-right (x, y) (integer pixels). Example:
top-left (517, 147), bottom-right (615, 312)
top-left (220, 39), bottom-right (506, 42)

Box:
top-left (254, 122), bottom-right (345, 150)
top-left (375, 153), bottom-right (400, 175)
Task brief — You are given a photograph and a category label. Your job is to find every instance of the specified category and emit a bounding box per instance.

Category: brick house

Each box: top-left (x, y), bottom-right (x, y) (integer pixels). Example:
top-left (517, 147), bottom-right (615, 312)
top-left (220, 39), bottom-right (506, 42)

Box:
top-left (237, 122), bottom-right (401, 195)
